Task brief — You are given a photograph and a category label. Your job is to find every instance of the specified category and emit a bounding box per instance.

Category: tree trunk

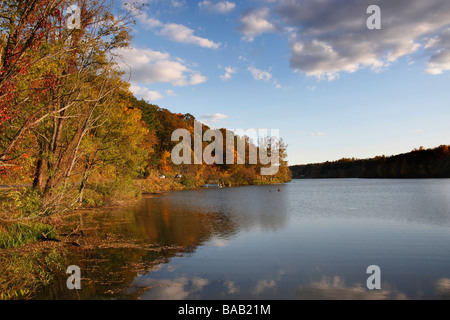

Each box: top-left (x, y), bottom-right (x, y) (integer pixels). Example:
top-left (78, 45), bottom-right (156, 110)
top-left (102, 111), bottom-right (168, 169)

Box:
top-left (32, 157), bottom-right (44, 190)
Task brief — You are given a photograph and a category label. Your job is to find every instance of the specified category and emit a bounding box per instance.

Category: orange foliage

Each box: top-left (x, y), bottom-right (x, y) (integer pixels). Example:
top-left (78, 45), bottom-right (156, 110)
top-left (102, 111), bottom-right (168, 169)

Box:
top-left (160, 150), bottom-right (173, 173)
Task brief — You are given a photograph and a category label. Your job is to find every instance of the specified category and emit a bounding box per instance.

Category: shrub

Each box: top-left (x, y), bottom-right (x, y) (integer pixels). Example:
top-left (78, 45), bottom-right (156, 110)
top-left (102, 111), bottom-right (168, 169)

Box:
top-left (180, 175), bottom-right (198, 188)
top-left (4, 188), bottom-right (44, 218)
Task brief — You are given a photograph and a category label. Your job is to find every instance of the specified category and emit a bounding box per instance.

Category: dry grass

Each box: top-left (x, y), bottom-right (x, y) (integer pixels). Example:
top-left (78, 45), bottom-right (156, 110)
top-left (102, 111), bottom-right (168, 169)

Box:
top-left (134, 173), bottom-right (186, 194)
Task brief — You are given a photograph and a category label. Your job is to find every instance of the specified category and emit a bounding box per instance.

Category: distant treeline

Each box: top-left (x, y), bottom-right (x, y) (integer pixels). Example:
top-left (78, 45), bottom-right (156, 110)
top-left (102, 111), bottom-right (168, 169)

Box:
top-left (290, 145), bottom-right (450, 179)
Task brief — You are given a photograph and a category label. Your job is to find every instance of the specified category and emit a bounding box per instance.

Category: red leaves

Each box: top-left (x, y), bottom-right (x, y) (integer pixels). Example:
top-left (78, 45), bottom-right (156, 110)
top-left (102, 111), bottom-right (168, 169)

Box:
top-left (0, 2), bottom-right (64, 126)
top-left (0, 106), bottom-right (10, 124)
top-left (19, 66), bottom-right (28, 76)
top-left (52, 8), bottom-right (62, 19)
top-left (0, 81), bottom-right (17, 125)
top-left (38, 71), bottom-right (60, 93)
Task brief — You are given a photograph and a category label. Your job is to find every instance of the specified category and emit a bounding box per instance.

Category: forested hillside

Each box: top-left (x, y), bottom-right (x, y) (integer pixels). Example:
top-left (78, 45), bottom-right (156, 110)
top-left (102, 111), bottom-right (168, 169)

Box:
top-left (0, 0), bottom-right (291, 217)
top-left (290, 145), bottom-right (450, 179)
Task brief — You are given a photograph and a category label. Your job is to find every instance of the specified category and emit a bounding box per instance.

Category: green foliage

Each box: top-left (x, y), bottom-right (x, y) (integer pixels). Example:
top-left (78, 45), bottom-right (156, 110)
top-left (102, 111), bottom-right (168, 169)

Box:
top-left (3, 188), bottom-right (44, 218)
top-left (124, 93), bottom-right (162, 131)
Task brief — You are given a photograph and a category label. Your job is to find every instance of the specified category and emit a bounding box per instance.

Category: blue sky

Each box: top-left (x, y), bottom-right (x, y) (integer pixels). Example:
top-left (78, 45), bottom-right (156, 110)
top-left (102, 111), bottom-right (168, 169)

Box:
top-left (116, 0), bottom-right (450, 165)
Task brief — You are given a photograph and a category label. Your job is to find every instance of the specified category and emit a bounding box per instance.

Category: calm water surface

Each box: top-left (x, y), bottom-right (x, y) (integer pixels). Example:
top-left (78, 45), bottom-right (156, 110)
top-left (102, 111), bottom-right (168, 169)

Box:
top-left (40, 179), bottom-right (450, 299)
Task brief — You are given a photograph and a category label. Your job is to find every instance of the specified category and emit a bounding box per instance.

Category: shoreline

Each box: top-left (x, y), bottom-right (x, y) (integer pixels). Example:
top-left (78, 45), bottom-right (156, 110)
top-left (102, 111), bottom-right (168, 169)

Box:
top-left (0, 179), bottom-right (290, 300)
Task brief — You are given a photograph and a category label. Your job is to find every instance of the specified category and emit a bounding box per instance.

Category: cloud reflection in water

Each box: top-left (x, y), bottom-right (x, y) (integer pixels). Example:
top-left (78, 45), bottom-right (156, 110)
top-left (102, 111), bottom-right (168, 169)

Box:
top-left (295, 276), bottom-right (407, 300)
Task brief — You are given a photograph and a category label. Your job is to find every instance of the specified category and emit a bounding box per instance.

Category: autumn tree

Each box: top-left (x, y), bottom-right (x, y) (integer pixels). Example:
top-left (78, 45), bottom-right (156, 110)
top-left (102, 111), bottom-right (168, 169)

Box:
top-left (75, 86), bottom-right (150, 204)
top-left (1, 0), bottom-right (139, 209)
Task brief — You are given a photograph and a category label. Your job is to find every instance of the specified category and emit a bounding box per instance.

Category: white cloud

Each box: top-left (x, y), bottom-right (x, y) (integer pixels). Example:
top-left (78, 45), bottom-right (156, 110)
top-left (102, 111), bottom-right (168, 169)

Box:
top-left (160, 23), bottom-right (221, 49)
top-left (135, 10), bottom-right (220, 49)
top-left (171, 0), bottom-right (185, 8)
top-left (272, 79), bottom-right (282, 89)
top-left (136, 11), bottom-right (163, 29)
top-left (189, 72), bottom-right (208, 85)
top-left (124, 0), bottom-right (185, 10)
top-left (309, 132), bottom-right (326, 137)
top-left (248, 66), bottom-right (272, 81)
top-left (165, 89), bottom-right (178, 96)
top-left (275, 0), bottom-right (450, 79)
top-left (130, 85), bottom-right (164, 102)
top-left (220, 66), bottom-right (237, 81)
top-left (238, 7), bottom-right (277, 42)
top-left (200, 113), bottom-right (229, 122)
top-left (199, 1), bottom-right (236, 14)
top-left (424, 28), bottom-right (450, 74)
top-left (115, 47), bottom-right (207, 87)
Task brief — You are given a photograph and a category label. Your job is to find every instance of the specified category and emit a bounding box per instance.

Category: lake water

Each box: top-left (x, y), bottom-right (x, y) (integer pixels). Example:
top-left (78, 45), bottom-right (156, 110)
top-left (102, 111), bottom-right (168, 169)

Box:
top-left (40, 179), bottom-right (450, 300)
